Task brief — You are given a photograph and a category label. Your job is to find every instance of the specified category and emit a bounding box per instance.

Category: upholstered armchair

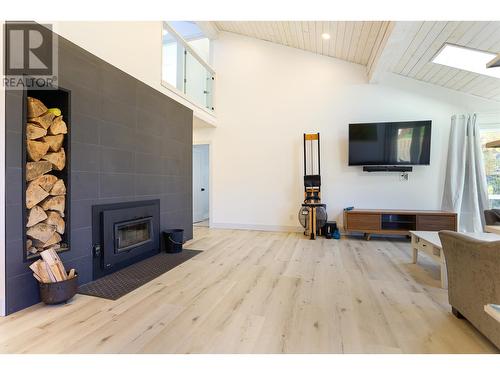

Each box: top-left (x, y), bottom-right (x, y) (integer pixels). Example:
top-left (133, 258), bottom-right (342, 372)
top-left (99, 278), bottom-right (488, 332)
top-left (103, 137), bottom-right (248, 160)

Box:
top-left (484, 209), bottom-right (500, 225)
top-left (439, 230), bottom-right (500, 349)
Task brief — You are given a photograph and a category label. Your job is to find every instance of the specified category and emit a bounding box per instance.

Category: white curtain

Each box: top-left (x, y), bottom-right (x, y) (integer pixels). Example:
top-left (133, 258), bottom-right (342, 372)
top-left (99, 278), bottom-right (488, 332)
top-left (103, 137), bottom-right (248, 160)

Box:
top-left (442, 114), bottom-right (489, 232)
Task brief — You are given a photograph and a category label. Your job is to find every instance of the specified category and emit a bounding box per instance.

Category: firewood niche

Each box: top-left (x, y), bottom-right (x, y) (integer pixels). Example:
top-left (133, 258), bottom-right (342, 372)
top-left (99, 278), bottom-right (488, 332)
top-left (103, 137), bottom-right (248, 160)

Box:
top-left (23, 88), bottom-right (71, 260)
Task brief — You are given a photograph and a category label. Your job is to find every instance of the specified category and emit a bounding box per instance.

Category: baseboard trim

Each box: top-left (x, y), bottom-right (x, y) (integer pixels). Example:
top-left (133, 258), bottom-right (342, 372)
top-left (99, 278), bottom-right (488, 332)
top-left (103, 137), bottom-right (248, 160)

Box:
top-left (210, 222), bottom-right (303, 233)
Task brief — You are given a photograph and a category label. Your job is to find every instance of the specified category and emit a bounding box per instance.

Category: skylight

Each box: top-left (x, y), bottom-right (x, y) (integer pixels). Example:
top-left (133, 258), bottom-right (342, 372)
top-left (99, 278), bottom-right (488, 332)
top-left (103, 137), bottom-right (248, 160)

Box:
top-left (432, 43), bottom-right (500, 79)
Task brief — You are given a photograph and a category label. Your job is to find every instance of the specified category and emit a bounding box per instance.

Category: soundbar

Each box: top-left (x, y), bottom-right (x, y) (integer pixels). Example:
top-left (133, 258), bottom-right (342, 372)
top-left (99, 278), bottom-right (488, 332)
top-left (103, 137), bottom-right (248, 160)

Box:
top-left (363, 166), bottom-right (413, 172)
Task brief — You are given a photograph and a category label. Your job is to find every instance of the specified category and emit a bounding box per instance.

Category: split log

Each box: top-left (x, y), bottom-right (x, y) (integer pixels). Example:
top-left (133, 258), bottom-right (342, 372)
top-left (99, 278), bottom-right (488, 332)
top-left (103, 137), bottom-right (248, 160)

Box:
top-left (30, 174), bottom-right (57, 192)
top-left (27, 205), bottom-right (48, 227)
top-left (32, 240), bottom-right (60, 249)
top-left (47, 108), bottom-right (61, 117)
top-left (27, 140), bottom-right (50, 162)
top-left (42, 232), bottom-right (62, 249)
top-left (51, 248), bottom-right (67, 279)
top-left (26, 183), bottom-right (49, 209)
top-left (48, 116), bottom-right (67, 135)
top-left (26, 161), bottom-right (52, 181)
top-left (41, 260), bottom-right (57, 282)
top-left (27, 97), bottom-right (47, 118)
top-left (26, 123), bottom-right (47, 140)
top-left (29, 261), bottom-right (39, 273)
top-left (29, 111), bottom-right (55, 130)
top-left (40, 195), bottom-right (65, 215)
top-left (43, 134), bottom-right (64, 152)
top-left (26, 239), bottom-right (32, 250)
top-left (42, 148), bottom-right (65, 171)
top-left (31, 239), bottom-right (45, 248)
top-left (26, 222), bottom-right (56, 243)
top-left (45, 244), bottom-right (61, 252)
top-left (30, 260), bottom-right (54, 283)
top-left (44, 211), bottom-right (65, 235)
top-left (49, 179), bottom-right (66, 196)
top-left (29, 261), bottom-right (47, 282)
top-left (40, 248), bottom-right (66, 281)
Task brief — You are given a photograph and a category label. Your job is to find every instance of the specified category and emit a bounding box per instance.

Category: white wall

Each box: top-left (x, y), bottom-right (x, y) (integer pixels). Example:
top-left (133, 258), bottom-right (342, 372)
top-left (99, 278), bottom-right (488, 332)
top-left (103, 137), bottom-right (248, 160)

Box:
top-left (50, 21), bottom-right (216, 126)
top-left (1, 20), bottom-right (6, 316)
top-left (195, 32), bottom-right (500, 231)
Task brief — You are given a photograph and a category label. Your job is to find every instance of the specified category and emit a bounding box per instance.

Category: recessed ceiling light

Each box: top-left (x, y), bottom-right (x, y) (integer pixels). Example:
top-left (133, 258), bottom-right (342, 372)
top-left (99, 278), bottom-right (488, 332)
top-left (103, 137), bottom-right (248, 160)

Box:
top-left (321, 33), bottom-right (331, 40)
top-left (432, 43), bottom-right (500, 79)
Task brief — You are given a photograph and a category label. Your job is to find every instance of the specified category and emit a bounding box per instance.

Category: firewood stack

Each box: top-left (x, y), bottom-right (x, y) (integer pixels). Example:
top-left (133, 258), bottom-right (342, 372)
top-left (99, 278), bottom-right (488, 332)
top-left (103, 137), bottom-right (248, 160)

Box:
top-left (25, 97), bottom-right (68, 257)
top-left (29, 248), bottom-right (76, 283)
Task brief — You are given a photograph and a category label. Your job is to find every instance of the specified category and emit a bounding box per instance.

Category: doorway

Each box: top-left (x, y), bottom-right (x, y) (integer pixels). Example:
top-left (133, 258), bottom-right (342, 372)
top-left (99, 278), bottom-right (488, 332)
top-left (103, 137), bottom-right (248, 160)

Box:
top-left (193, 144), bottom-right (209, 225)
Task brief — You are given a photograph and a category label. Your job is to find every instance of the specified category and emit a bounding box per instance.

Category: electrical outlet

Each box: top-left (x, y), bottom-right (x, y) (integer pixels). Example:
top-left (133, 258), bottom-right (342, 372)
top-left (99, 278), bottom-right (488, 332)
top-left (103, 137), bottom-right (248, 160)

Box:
top-left (400, 172), bottom-right (409, 181)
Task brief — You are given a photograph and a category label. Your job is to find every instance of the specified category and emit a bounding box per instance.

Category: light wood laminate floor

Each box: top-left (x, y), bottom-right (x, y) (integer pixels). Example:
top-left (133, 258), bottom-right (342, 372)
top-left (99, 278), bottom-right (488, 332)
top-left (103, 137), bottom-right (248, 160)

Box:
top-left (0, 227), bottom-right (497, 354)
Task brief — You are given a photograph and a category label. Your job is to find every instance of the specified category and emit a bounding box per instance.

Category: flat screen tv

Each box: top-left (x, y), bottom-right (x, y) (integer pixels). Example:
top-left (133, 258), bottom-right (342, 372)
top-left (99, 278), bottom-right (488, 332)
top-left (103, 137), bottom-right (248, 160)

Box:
top-left (348, 121), bottom-right (432, 166)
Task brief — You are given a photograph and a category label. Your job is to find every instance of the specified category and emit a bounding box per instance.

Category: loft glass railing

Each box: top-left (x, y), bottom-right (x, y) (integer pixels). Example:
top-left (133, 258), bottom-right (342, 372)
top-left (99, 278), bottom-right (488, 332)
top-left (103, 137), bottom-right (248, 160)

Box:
top-left (162, 23), bottom-right (215, 112)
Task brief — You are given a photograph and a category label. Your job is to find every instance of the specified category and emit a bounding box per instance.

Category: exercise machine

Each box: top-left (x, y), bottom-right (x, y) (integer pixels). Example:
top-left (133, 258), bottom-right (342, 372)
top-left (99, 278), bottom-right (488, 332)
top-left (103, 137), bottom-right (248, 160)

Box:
top-left (298, 133), bottom-right (327, 239)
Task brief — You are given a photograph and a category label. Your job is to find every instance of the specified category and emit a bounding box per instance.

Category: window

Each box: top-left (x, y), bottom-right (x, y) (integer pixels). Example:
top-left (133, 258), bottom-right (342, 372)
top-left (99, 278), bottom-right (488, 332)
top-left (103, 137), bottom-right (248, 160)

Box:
top-left (161, 22), bottom-right (215, 112)
top-left (479, 124), bottom-right (500, 208)
top-left (432, 44), bottom-right (500, 79)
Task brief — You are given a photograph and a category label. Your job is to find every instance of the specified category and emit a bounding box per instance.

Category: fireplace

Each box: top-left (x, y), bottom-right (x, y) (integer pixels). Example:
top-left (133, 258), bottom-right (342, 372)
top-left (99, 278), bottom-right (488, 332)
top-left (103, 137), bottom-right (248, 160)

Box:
top-left (114, 217), bottom-right (154, 253)
top-left (92, 200), bottom-right (160, 279)
top-left (4, 30), bottom-right (193, 315)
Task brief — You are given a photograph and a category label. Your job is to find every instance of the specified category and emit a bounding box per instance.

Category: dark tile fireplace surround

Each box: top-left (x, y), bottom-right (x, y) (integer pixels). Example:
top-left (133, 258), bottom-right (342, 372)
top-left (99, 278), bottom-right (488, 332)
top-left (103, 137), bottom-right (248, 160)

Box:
top-left (4, 31), bottom-right (193, 314)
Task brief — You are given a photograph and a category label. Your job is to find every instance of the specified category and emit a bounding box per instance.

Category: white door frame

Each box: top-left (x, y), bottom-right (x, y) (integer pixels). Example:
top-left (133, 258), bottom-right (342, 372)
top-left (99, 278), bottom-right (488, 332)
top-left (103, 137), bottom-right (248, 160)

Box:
top-left (193, 141), bottom-right (212, 227)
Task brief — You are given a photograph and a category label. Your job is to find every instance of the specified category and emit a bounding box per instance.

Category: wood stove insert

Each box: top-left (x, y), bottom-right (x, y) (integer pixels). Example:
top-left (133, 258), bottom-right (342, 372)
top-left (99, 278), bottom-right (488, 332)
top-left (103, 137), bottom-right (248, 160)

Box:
top-left (92, 200), bottom-right (160, 280)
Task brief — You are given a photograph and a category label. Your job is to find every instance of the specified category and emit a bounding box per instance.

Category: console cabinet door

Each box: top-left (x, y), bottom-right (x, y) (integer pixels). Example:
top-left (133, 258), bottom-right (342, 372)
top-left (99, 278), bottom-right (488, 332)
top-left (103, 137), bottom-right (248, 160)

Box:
top-left (346, 213), bottom-right (380, 231)
top-left (417, 215), bottom-right (456, 231)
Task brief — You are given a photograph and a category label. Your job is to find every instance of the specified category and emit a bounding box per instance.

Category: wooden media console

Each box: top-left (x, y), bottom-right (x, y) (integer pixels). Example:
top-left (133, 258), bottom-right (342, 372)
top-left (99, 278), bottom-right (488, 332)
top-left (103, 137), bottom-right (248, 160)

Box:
top-left (343, 209), bottom-right (457, 239)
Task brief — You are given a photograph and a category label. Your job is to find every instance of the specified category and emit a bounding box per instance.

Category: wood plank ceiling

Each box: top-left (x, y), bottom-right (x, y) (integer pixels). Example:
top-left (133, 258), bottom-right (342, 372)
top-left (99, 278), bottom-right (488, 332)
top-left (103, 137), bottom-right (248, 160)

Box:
top-left (214, 21), bottom-right (392, 66)
top-left (214, 21), bottom-right (500, 102)
top-left (390, 21), bottom-right (500, 102)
